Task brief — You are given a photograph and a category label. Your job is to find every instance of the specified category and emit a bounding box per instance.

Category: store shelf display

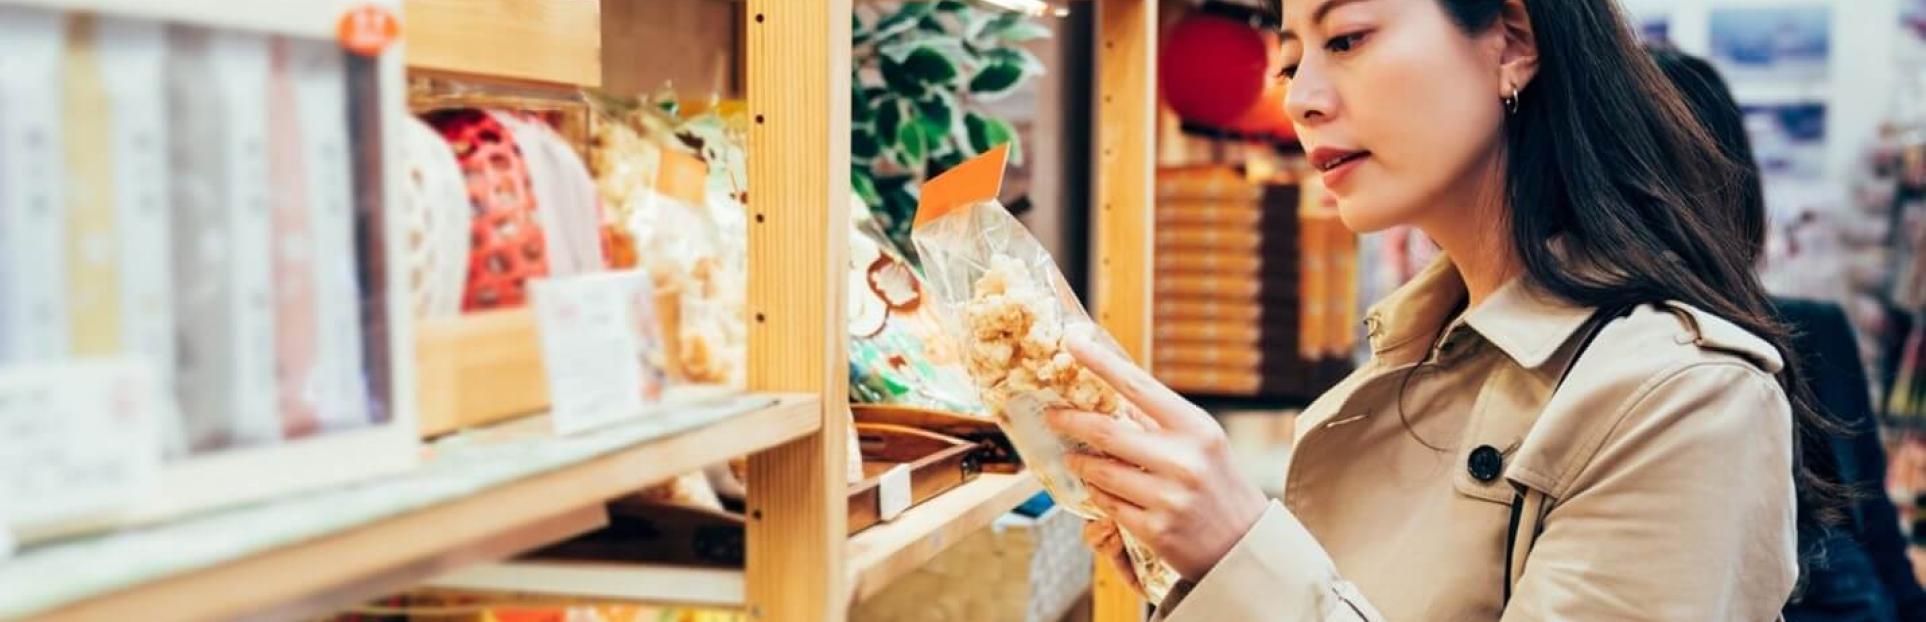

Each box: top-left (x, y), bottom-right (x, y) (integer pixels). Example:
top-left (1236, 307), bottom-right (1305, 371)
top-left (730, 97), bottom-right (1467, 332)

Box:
top-left (0, 0), bottom-right (419, 546)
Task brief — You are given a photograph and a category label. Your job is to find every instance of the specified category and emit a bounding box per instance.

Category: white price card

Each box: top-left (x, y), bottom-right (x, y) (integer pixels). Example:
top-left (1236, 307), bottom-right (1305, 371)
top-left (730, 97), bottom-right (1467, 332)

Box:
top-left (877, 464), bottom-right (914, 522)
top-left (531, 270), bottom-right (668, 436)
top-left (0, 358), bottom-right (165, 535)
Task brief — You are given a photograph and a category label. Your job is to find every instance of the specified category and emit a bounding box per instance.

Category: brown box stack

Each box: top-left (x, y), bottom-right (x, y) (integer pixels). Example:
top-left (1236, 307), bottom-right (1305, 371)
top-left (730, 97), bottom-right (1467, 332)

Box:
top-left (1151, 167), bottom-right (1354, 401)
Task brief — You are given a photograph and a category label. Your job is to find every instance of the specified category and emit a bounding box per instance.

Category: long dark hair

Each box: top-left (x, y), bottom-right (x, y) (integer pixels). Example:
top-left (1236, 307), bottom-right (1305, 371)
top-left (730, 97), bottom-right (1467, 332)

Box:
top-left (1461, 0), bottom-right (1845, 528)
top-left (1270, 0), bottom-right (1842, 525)
top-left (1644, 47), bottom-right (1768, 265)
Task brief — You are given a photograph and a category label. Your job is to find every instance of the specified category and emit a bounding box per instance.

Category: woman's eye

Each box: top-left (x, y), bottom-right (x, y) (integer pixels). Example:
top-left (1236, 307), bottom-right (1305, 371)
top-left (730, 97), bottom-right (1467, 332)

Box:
top-left (1326, 32), bottom-right (1367, 54)
top-left (1277, 63), bottom-right (1298, 80)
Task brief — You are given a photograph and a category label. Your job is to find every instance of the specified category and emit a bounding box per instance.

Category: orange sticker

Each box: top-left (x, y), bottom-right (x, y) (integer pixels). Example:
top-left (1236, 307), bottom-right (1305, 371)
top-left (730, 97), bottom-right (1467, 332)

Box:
top-left (337, 4), bottom-right (399, 57)
top-left (913, 144), bottom-right (1009, 229)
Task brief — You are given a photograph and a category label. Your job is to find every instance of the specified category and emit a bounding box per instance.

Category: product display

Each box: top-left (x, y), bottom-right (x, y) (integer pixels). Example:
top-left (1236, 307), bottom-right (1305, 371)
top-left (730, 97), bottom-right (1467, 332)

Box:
top-left (588, 96), bottom-right (747, 388)
top-left (0, 6), bottom-right (69, 363)
top-left (915, 147), bottom-right (1181, 603)
top-left (493, 110), bottom-right (606, 279)
top-left (0, 1), bottom-right (415, 551)
top-left (0, 1), bottom-right (1232, 618)
top-left (398, 116), bottom-right (472, 319)
top-left (168, 27), bottom-right (283, 451)
top-left (847, 200), bottom-right (984, 416)
top-left (424, 108), bottom-right (550, 312)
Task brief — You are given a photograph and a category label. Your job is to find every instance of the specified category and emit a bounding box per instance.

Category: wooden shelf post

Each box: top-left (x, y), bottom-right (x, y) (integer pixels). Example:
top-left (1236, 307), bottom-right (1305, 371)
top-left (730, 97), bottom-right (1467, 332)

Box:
top-left (1093, 0), bottom-right (1159, 620)
top-left (743, 0), bottom-right (854, 621)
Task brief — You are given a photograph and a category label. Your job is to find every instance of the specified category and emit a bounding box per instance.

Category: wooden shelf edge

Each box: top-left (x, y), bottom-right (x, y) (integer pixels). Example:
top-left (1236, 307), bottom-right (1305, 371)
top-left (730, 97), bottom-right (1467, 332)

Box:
top-left (844, 472), bottom-right (1045, 604)
top-left (427, 562), bottom-right (747, 608)
top-left (14, 394), bottom-right (820, 621)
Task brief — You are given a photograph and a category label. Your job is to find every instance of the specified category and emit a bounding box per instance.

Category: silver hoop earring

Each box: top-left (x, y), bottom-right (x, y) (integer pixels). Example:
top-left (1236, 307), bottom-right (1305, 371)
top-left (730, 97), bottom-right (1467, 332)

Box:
top-left (1504, 86), bottom-right (1520, 115)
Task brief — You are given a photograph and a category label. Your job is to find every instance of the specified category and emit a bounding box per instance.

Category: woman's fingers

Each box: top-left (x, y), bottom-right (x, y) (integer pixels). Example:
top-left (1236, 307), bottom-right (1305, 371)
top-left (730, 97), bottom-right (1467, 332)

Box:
top-left (1045, 408), bottom-right (1181, 474)
top-left (1085, 519), bottom-right (1144, 594)
top-left (1087, 485), bottom-right (1156, 543)
top-left (1069, 453), bottom-right (1169, 511)
top-left (1065, 334), bottom-right (1212, 434)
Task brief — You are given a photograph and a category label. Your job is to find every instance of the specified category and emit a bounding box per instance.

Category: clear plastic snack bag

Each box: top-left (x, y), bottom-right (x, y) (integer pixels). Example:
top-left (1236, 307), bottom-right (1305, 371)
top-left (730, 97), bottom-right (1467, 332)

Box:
top-left (911, 146), bottom-right (1182, 602)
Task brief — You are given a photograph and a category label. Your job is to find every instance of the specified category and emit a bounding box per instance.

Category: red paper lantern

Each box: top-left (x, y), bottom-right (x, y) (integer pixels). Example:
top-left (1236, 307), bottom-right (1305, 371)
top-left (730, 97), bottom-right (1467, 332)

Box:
top-left (1229, 77), bottom-right (1296, 141)
top-left (1160, 11), bottom-right (1273, 128)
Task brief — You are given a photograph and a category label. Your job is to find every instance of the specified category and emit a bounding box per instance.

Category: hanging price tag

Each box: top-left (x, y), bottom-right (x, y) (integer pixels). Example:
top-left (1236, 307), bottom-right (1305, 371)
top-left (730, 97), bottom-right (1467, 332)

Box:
top-left (0, 358), bottom-right (165, 536)
top-left (531, 270), bottom-right (669, 436)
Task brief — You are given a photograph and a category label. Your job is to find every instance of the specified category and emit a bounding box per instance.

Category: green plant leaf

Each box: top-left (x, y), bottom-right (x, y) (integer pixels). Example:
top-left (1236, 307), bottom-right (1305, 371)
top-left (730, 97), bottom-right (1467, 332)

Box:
top-left (993, 20), bottom-right (1051, 42)
top-left (879, 58), bottom-right (926, 97)
top-left (964, 112), bottom-right (1015, 154)
top-left (969, 62), bottom-right (1025, 98)
top-left (853, 85), bottom-right (873, 124)
top-left (875, 98), bottom-right (906, 149)
top-left (852, 127), bottom-right (882, 162)
top-left (852, 167), bottom-right (882, 208)
top-left (985, 47), bottom-right (1046, 77)
top-left (966, 11), bottom-right (1022, 43)
top-left (897, 119), bottom-right (928, 167)
top-left (872, 2), bottom-right (936, 42)
top-left (879, 37), bottom-right (968, 67)
top-left (935, 0), bottom-right (968, 12)
top-left (915, 91), bottom-right (957, 136)
top-left (901, 47), bottom-right (961, 86)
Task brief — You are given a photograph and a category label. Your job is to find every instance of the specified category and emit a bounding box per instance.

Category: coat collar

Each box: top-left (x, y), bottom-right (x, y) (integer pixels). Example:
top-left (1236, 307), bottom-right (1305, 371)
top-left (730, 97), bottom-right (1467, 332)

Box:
top-left (1366, 256), bottom-right (1594, 369)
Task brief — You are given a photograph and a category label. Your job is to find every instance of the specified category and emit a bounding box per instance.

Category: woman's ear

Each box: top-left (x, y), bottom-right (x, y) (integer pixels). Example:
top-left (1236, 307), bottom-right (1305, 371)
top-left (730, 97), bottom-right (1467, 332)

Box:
top-left (1496, 0), bottom-right (1540, 94)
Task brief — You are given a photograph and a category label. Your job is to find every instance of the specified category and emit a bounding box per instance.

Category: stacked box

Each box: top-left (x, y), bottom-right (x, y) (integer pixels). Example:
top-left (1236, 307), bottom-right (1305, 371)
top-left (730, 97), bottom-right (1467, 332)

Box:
top-left (1151, 167), bottom-right (1354, 401)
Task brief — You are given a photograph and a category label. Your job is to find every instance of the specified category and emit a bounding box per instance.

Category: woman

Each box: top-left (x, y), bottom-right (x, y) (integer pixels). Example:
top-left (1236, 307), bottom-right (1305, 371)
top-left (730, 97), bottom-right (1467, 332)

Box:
top-left (1047, 0), bottom-right (1835, 619)
top-left (1648, 46), bottom-right (1926, 622)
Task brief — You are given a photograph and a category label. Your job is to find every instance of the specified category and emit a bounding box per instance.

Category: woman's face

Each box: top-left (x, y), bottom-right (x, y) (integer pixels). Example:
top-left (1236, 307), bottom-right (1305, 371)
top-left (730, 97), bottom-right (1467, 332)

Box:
top-left (1279, 0), bottom-right (1510, 233)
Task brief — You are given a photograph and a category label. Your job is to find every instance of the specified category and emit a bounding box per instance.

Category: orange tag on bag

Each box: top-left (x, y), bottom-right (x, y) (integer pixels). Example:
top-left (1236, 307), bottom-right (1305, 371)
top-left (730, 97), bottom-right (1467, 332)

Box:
top-left (337, 4), bottom-right (399, 57)
top-left (913, 144), bottom-right (1008, 229)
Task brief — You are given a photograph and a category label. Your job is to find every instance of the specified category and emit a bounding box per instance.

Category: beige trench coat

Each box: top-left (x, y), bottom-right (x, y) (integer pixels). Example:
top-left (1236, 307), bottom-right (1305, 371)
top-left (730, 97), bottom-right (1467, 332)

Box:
top-left (1157, 259), bottom-right (1798, 620)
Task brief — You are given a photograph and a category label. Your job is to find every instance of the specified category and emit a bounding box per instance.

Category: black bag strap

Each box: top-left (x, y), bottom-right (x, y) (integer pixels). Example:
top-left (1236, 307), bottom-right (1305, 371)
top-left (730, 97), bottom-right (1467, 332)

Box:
top-left (1501, 303), bottom-right (1635, 606)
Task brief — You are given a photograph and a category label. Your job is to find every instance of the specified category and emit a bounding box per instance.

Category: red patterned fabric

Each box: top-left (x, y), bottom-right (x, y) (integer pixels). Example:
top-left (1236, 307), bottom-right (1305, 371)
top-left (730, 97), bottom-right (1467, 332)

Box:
top-left (423, 108), bottom-right (549, 310)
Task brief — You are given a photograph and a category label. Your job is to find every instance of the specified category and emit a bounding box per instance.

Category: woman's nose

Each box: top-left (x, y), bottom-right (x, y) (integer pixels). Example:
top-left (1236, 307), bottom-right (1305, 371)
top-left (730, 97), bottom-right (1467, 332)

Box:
top-left (1284, 61), bottom-right (1335, 125)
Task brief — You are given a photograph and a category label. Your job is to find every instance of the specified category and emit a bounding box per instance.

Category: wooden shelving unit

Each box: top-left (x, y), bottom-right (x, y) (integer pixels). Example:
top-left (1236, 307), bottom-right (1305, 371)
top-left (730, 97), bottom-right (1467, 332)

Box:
top-left (845, 473), bottom-right (1045, 603)
top-left (1, 395), bottom-right (819, 621)
top-left (4, 0), bottom-right (1161, 618)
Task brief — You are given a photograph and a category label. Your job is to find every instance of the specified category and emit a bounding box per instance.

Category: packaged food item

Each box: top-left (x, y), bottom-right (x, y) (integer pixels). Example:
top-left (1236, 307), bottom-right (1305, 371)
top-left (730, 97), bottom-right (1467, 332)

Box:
top-left (493, 111), bottom-right (606, 278)
top-left (423, 108), bottom-right (550, 311)
top-left (65, 16), bottom-right (123, 357)
top-left (0, 6), bottom-right (68, 364)
top-left (398, 116), bottom-right (473, 319)
top-left (912, 146), bottom-right (1180, 602)
top-left (167, 26), bottom-right (283, 451)
top-left (847, 198), bottom-right (985, 415)
top-left (96, 16), bottom-right (178, 449)
top-left (587, 95), bottom-right (746, 387)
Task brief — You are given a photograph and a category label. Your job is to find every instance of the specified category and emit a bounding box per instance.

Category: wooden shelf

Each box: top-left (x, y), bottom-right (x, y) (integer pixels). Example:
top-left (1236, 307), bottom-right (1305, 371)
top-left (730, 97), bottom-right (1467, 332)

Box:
top-left (0, 393), bottom-right (819, 621)
top-left (845, 472), bottom-right (1044, 603)
top-left (403, 0), bottom-right (602, 86)
top-left (430, 561), bottom-right (747, 608)
top-left (420, 471), bottom-right (1044, 609)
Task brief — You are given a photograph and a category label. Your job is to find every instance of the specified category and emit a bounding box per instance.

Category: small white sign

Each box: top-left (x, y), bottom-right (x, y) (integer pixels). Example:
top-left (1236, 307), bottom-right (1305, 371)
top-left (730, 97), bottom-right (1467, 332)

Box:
top-left (0, 358), bottom-right (165, 535)
top-left (877, 464), bottom-right (914, 521)
top-left (531, 270), bottom-right (668, 436)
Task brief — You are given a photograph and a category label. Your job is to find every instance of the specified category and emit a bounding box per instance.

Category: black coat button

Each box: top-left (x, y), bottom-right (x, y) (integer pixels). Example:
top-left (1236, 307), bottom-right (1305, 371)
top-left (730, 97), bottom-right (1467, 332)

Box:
top-left (1468, 445), bottom-right (1504, 482)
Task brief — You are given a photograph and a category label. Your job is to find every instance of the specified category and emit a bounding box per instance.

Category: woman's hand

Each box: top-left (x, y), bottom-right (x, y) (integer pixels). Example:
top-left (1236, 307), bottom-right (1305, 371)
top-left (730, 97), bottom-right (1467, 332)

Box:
top-left (1083, 518), bottom-right (1144, 594)
top-left (1046, 335), bottom-right (1271, 581)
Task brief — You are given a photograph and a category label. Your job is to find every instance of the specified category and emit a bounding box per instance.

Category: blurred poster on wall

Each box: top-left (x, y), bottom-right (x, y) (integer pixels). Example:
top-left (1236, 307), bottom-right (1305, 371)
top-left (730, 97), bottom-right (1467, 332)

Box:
top-left (1744, 101), bottom-right (1829, 181)
top-left (1709, 5), bottom-right (1831, 82)
top-left (1640, 16), bottom-right (1672, 46)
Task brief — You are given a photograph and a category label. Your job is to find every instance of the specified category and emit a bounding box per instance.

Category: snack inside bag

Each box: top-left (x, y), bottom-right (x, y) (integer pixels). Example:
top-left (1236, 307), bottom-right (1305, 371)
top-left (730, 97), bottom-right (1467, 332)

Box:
top-left (911, 146), bottom-right (1181, 602)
